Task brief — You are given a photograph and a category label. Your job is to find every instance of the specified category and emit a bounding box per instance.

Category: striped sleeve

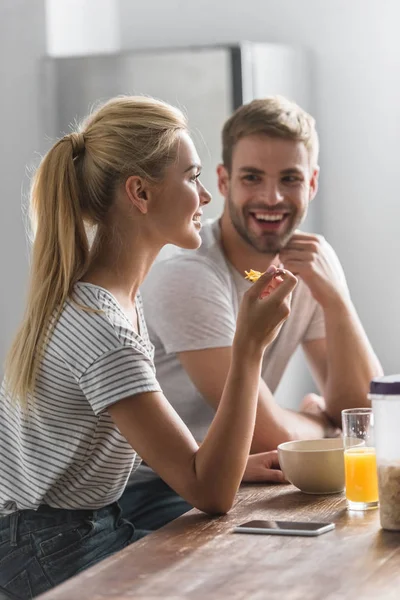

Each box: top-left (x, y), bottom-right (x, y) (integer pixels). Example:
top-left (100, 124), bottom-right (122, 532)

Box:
top-left (79, 345), bottom-right (162, 415)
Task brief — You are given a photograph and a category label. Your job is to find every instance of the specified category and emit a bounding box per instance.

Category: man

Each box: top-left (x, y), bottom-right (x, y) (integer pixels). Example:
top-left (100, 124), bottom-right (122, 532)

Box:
top-left (120, 96), bottom-right (382, 531)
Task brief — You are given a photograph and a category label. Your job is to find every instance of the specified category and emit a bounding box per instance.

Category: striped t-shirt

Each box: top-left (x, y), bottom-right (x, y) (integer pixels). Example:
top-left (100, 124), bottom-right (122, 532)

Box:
top-left (0, 282), bottom-right (161, 514)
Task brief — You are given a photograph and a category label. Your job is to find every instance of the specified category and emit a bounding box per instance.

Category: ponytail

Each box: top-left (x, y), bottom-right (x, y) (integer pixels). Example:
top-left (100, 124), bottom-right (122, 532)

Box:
top-left (5, 134), bottom-right (89, 402)
top-left (4, 95), bottom-right (187, 404)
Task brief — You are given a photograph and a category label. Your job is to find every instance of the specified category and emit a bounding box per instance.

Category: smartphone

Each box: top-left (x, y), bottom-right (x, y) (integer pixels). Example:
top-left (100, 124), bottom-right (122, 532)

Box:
top-left (233, 519), bottom-right (335, 537)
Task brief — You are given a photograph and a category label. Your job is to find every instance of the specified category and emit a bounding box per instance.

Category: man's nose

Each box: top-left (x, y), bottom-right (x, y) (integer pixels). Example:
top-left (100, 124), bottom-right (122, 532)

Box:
top-left (262, 183), bottom-right (284, 206)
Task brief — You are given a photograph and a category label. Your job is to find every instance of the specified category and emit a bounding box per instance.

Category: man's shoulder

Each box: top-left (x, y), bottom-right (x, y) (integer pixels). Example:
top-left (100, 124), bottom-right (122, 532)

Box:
top-left (314, 234), bottom-right (341, 259)
top-left (144, 219), bottom-right (231, 288)
top-left (314, 234), bottom-right (347, 280)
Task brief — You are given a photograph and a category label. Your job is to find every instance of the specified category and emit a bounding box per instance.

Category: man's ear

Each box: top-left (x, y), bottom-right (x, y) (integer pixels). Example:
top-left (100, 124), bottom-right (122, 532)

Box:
top-left (125, 176), bottom-right (149, 214)
top-left (309, 166), bottom-right (320, 202)
top-left (217, 164), bottom-right (230, 197)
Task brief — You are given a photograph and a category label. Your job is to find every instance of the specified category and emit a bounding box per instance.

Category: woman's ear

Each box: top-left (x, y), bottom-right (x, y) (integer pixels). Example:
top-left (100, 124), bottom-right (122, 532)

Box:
top-left (125, 176), bottom-right (149, 214)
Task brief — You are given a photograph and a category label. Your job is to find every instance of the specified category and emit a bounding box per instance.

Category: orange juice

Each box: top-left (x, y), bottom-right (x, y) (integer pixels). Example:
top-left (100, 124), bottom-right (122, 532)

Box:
top-left (344, 447), bottom-right (379, 503)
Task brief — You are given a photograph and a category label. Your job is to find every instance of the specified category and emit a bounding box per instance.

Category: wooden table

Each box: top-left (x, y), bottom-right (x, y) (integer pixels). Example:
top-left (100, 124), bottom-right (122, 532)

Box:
top-left (38, 484), bottom-right (400, 600)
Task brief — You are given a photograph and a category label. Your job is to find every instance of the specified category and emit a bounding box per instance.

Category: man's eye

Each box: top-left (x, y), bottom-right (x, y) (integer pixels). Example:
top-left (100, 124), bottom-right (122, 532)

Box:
top-left (282, 176), bottom-right (302, 184)
top-left (242, 174), bottom-right (260, 183)
top-left (190, 173), bottom-right (201, 182)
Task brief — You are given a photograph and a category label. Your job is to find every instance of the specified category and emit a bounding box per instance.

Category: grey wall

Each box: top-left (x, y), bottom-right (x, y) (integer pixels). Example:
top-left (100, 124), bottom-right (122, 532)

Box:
top-left (2, 0), bottom-right (399, 401)
top-left (118, 0), bottom-right (400, 379)
top-left (46, 0), bottom-right (120, 56)
top-left (0, 0), bottom-right (46, 367)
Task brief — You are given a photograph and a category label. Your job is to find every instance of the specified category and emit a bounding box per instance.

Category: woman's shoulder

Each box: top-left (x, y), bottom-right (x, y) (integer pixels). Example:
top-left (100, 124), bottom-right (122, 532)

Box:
top-left (47, 283), bottom-right (142, 379)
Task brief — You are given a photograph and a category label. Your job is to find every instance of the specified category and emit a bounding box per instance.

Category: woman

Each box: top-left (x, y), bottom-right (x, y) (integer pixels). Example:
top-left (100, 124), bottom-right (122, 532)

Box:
top-left (0, 96), bottom-right (296, 598)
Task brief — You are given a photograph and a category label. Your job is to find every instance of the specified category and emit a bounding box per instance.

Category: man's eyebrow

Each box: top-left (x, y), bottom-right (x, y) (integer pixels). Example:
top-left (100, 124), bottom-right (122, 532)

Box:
top-left (280, 167), bottom-right (305, 175)
top-left (184, 163), bottom-right (202, 173)
top-left (238, 166), bottom-right (305, 175)
top-left (238, 166), bottom-right (265, 175)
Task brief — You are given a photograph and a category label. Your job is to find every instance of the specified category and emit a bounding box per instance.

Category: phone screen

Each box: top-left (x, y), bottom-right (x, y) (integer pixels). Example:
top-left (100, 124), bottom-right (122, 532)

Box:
top-left (239, 520), bottom-right (329, 531)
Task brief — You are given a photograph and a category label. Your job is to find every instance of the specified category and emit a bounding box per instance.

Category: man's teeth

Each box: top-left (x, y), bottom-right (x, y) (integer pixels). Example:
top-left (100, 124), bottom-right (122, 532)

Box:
top-left (253, 213), bottom-right (285, 222)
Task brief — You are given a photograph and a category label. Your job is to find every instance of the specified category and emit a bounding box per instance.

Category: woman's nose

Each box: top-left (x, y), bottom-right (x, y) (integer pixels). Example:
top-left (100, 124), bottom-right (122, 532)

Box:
top-left (199, 181), bottom-right (212, 205)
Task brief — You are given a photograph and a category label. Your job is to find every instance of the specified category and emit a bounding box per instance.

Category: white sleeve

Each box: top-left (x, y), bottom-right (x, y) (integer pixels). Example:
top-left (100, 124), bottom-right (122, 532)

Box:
top-left (303, 237), bottom-right (350, 342)
top-left (320, 236), bottom-right (349, 288)
top-left (141, 257), bottom-right (237, 354)
top-left (303, 302), bottom-right (326, 342)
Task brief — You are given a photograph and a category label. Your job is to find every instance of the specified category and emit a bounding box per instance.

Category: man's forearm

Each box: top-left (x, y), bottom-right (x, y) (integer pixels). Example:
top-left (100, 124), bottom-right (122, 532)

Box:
top-left (250, 383), bottom-right (333, 453)
top-left (322, 296), bottom-right (383, 426)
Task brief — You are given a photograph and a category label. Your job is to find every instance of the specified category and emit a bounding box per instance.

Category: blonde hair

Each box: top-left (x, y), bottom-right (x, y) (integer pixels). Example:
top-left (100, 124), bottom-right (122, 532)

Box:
top-left (5, 96), bottom-right (187, 403)
top-left (222, 95), bottom-right (319, 170)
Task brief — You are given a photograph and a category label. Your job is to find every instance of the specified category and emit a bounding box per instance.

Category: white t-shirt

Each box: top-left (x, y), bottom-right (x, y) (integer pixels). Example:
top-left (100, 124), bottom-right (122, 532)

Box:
top-left (0, 283), bottom-right (161, 513)
top-left (137, 218), bottom-right (347, 481)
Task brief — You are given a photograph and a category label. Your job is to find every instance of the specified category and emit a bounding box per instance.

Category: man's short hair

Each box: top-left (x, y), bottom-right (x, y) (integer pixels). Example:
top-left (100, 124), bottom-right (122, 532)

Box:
top-left (222, 96), bottom-right (319, 170)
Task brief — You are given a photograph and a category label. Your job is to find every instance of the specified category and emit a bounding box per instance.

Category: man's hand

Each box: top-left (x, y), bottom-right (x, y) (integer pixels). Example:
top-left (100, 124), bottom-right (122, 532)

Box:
top-left (279, 232), bottom-right (346, 308)
top-left (299, 393), bottom-right (341, 438)
top-left (299, 392), bottom-right (327, 415)
top-left (242, 450), bottom-right (287, 483)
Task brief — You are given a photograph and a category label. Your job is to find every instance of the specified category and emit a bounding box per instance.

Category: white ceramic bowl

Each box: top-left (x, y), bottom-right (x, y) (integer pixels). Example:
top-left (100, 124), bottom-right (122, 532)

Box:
top-left (278, 438), bottom-right (347, 494)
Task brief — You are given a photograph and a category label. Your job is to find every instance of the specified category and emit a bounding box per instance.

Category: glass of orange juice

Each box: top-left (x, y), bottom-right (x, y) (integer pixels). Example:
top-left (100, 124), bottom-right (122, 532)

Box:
top-left (342, 408), bottom-right (379, 510)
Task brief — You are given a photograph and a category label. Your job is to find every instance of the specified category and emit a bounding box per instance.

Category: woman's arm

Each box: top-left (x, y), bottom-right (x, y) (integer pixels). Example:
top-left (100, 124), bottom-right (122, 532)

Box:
top-left (109, 268), bottom-right (297, 515)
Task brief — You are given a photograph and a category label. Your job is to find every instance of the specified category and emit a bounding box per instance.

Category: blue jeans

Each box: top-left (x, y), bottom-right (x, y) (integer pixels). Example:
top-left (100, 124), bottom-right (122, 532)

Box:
top-left (0, 503), bottom-right (142, 599)
top-left (118, 476), bottom-right (192, 531)
top-left (0, 479), bottom-right (191, 599)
